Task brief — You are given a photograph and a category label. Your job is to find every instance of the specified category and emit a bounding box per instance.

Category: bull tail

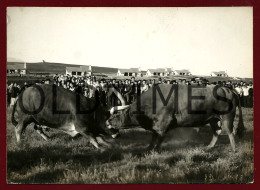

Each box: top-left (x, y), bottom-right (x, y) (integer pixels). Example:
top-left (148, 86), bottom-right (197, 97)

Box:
top-left (233, 90), bottom-right (245, 138)
top-left (11, 99), bottom-right (18, 126)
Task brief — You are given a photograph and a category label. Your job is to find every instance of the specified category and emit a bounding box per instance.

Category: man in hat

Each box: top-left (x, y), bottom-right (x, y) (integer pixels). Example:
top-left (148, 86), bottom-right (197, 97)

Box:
top-left (242, 82), bottom-right (249, 107)
top-left (141, 80), bottom-right (149, 93)
top-left (248, 82), bottom-right (253, 107)
top-left (10, 83), bottom-right (19, 108)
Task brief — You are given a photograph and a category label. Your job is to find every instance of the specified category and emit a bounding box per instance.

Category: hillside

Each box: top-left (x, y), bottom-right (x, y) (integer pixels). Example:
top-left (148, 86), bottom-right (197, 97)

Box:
top-left (26, 62), bottom-right (83, 74)
top-left (6, 62), bottom-right (253, 83)
top-left (7, 62), bottom-right (118, 75)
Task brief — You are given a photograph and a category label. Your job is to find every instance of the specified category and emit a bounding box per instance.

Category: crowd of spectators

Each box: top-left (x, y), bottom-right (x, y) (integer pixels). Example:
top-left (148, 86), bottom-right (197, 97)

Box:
top-left (7, 74), bottom-right (253, 109)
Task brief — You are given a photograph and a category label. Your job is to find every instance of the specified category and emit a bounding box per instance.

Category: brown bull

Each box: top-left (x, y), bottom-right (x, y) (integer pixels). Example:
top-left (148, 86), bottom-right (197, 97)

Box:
top-left (107, 84), bottom-right (245, 152)
top-left (11, 84), bottom-right (124, 150)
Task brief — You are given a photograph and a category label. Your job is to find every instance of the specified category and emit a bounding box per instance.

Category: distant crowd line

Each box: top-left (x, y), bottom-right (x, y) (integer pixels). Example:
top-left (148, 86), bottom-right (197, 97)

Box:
top-left (7, 74), bottom-right (253, 109)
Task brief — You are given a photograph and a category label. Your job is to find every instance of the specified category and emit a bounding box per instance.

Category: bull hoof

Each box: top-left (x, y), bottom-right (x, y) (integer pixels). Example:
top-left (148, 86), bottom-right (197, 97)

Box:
top-left (72, 133), bottom-right (82, 140)
top-left (146, 145), bottom-right (159, 152)
top-left (43, 136), bottom-right (50, 141)
top-left (16, 142), bottom-right (22, 147)
top-left (146, 145), bottom-right (154, 151)
top-left (111, 133), bottom-right (120, 139)
top-left (229, 149), bottom-right (237, 153)
top-left (216, 130), bottom-right (222, 135)
top-left (98, 146), bottom-right (107, 153)
top-left (96, 137), bottom-right (113, 149)
top-left (43, 128), bottom-right (50, 132)
top-left (102, 143), bottom-right (113, 149)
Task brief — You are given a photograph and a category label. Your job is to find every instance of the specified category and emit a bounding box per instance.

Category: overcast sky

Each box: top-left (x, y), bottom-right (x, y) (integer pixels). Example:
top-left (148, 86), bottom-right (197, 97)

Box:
top-left (7, 7), bottom-right (253, 77)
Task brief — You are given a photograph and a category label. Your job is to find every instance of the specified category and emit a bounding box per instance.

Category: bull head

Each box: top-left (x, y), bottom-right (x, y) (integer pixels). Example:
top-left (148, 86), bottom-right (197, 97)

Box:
top-left (105, 87), bottom-right (131, 138)
top-left (106, 105), bottom-right (130, 138)
top-left (110, 105), bottom-right (130, 115)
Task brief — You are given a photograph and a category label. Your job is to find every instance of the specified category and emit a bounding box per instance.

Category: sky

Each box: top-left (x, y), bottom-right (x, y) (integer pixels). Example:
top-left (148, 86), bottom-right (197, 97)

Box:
top-left (7, 7), bottom-right (253, 78)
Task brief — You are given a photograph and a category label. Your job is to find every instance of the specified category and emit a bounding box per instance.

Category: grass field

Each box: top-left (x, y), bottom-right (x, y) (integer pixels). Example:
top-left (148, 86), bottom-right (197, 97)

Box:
top-left (6, 107), bottom-right (253, 184)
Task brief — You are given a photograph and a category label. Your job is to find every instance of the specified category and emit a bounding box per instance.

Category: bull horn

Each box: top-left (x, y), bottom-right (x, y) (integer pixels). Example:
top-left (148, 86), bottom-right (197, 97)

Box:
top-left (110, 87), bottom-right (126, 106)
top-left (110, 105), bottom-right (130, 115)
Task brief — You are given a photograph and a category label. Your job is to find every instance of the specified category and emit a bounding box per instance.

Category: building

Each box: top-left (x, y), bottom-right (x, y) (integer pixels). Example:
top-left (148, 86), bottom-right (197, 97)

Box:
top-left (172, 69), bottom-right (191, 76)
top-left (210, 71), bottom-right (228, 77)
top-left (146, 68), bottom-right (174, 76)
top-left (65, 65), bottom-right (92, 76)
top-left (91, 66), bottom-right (118, 76)
top-left (7, 62), bottom-right (27, 75)
top-left (139, 71), bottom-right (147, 77)
top-left (117, 68), bottom-right (141, 77)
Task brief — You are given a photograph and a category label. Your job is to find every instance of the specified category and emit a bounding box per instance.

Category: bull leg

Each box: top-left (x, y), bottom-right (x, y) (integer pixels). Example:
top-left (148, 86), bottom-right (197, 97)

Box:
top-left (147, 131), bottom-right (159, 150)
top-left (15, 117), bottom-right (32, 143)
top-left (207, 134), bottom-right (219, 149)
top-left (222, 119), bottom-right (236, 152)
top-left (15, 123), bottom-right (23, 143)
top-left (147, 130), bottom-right (165, 150)
top-left (64, 130), bottom-right (80, 138)
top-left (154, 135), bottom-right (165, 150)
top-left (148, 114), bottom-right (174, 150)
top-left (78, 131), bottom-right (99, 149)
top-left (96, 136), bottom-right (112, 148)
top-left (89, 135), bottom-right (100, 149)
top-left (34, 125), bottom-right (50, 141)
top-left (79, 131), bottom-right (105, 151)
top-left (207, 119), bottom-right (221, 148)
top-left (228, 133), bottom-right (236, 152)
top-left (75, 119), bottom-right (107, 150)
top-left (90, 134), bottom-right (107, 151)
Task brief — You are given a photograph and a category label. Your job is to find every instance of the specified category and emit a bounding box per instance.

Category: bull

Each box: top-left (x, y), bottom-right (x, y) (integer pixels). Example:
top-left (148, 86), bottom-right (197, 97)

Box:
top-left (107, 84), bottom-right (245, 152)
top-left (11, 84), bottom-right (123, 150)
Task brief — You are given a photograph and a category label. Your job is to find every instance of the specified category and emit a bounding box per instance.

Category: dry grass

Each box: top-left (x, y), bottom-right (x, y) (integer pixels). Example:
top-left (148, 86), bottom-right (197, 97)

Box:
top-left (6, 107), bottom-right (253, 184)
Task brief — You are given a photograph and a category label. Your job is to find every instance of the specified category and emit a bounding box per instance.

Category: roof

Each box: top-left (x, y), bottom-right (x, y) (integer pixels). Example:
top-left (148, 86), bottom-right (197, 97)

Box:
top-left (211, 71), bottom-right (227, 75)
top-left (206, 76), bottom-right (230, 83)
top-left (148, 68), bottom-right (166, 73)
top-left (66, 67), bottom-right (83, 73)
top-left (7, 62), bottom-right (119, 75)
top-left (174, 69), bottom-right (190, 73)
top-left (7, 62), bottom-right (25, 70)
top-left (166, 68), bottom-right (173, 72)
top-left (118, 68), bottom-right (140, 73)
top-left (92, 66), bottom-right (118, 74)
top-left (28, 71), bottom-right (50, 74)
top-left (25, 62), bottom-right (78, 74)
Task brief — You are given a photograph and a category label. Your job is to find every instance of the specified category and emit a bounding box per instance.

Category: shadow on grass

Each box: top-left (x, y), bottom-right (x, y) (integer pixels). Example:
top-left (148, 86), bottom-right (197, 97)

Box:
top-left (135, 164), bottom-right (161, 172)
top-left (165, 155), bottom-right (183, 166)
top-left (191, 154), bottom-right (219, 163)
top-left (8, 124), bottom-right (253, 173)
top-left (8, 169), bottom-right (65, 184)
top-left (7, 145), bottom-right (123, 173)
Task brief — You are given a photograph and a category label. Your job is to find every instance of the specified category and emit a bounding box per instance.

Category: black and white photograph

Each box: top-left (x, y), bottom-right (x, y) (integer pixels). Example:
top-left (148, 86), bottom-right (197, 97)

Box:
top-left (6, 7), bottom-right (253, 184)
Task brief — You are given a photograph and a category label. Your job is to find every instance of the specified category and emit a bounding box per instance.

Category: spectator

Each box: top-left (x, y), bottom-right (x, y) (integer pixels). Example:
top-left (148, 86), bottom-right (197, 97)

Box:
top-left (235, 84), bottom-right (243, 97)
top-left (14, 73), bottom-right (253, 111)
top-left (149, 79), bottom-right (155, 88)
top-left (20, 82), bottom-right (29, 92)
top-left (124, 80), bottom-right (132, 104)
top-left (131, 77), bottom-right (135, 83)
top-left (10, 83), bottom-right (19, 108)
top-left (242, 83), bottom-right (249, 107)
top-left (69, 83), bottom-right (75, 92)
top-left (141, 80), bottom-right (149, 93)
top-left (172, 80), bottom-right (177, 85)
top-left (7, 83), bottom-right (11, 107)
top-left (248, 82), bottom-right (253, 108)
